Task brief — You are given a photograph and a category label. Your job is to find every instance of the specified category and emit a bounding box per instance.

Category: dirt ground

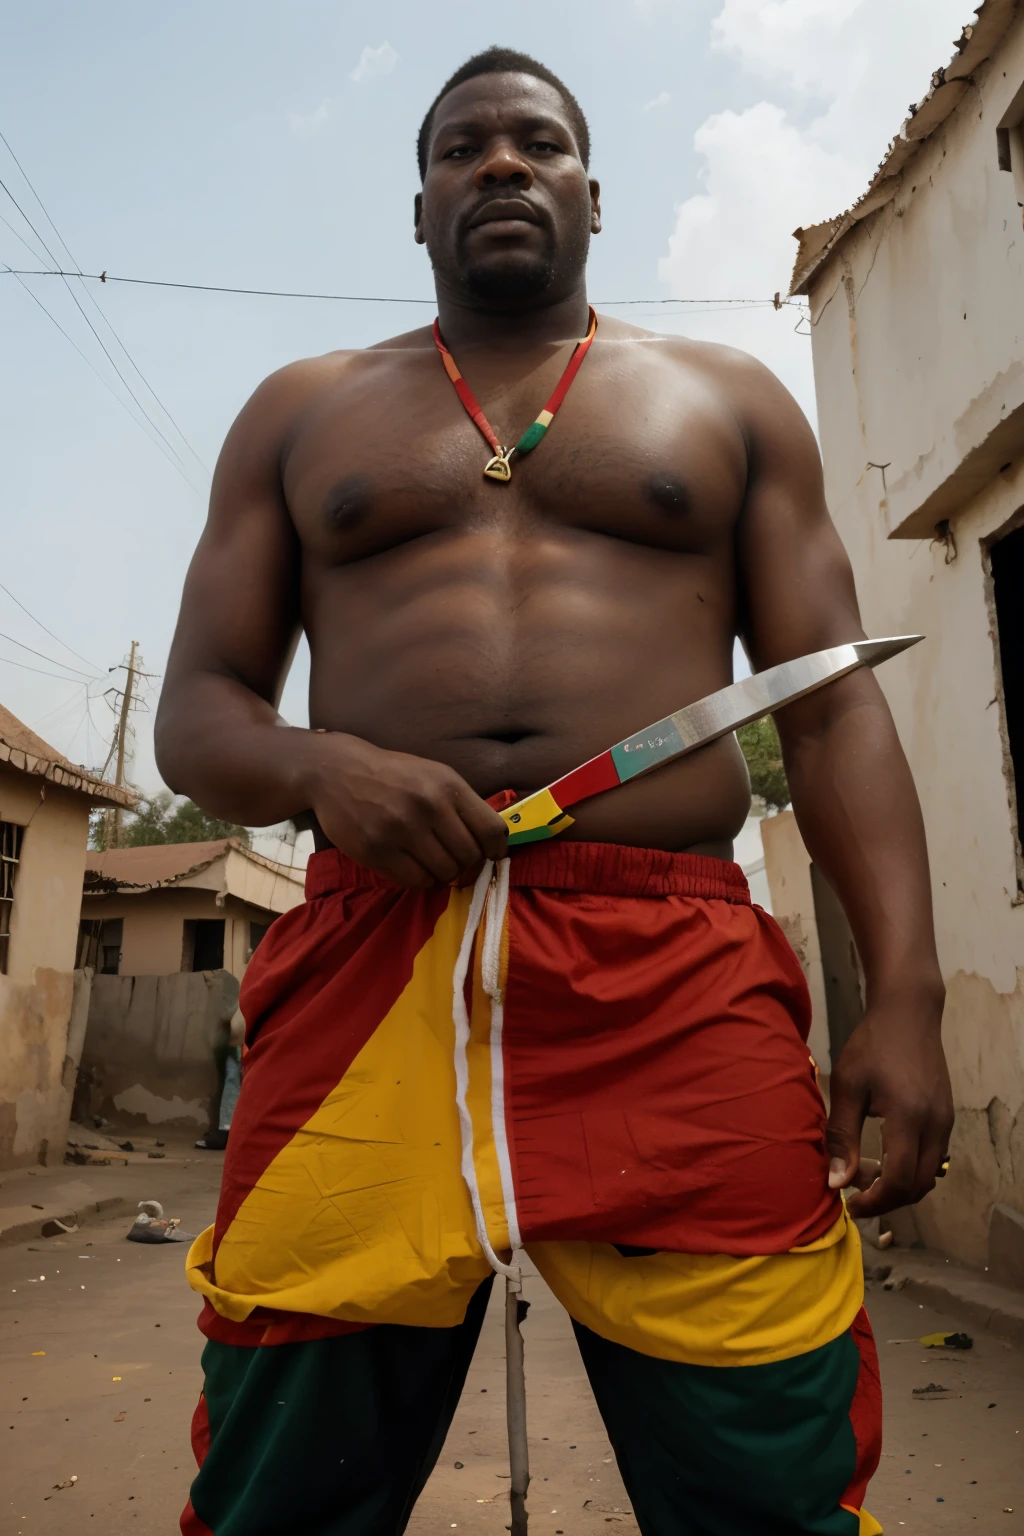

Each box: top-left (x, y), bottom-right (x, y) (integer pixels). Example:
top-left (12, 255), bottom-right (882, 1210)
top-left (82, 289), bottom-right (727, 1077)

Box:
top-left (1, 1155), bottom-right (1022, 1534)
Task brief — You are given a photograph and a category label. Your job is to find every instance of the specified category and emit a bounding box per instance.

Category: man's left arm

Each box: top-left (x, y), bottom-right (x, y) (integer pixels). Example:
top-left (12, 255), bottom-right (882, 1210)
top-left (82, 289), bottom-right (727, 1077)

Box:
top-left (727, 351), bottom-right (952, 1217)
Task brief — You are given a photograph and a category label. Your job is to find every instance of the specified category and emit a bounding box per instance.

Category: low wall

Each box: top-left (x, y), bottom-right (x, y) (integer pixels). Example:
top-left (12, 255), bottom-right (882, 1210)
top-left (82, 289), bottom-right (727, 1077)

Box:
top-left (0, 967), bottom-right (92, 1169)
top-left (76, 969), bottom-right (239, 1132)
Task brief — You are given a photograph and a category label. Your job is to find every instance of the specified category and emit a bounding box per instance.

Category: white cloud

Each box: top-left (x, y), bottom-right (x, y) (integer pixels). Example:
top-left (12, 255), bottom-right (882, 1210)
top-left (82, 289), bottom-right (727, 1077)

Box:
top-left (711, 0), bottom-right (866, 92)
top-left (290, 39), bottom-right (400, 139)
top-left (349, 41), bottom-right (399, 83)
top-left (658, 0), bottom-right (975, 422)
top-left (643, 91), bottom-right (672, 113)
top-left (288, 98), bottom-right (336, 140)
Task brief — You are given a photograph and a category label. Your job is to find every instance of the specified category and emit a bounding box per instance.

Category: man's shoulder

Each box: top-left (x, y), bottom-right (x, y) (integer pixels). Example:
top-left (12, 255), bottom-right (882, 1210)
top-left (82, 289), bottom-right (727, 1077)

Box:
top-left (598, 315), bottom-right (781, 385)
top-left (255, 327), bottom-right (435, 399)
top-left (237, 328), bottom-right (436, 432)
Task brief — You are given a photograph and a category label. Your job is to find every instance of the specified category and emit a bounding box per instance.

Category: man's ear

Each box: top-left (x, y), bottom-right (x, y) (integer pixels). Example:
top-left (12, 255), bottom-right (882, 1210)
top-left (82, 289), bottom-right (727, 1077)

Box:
top-left (589, 179), bottom-right (602, 236)
top-left (414, 191), bottom-right (425, 245)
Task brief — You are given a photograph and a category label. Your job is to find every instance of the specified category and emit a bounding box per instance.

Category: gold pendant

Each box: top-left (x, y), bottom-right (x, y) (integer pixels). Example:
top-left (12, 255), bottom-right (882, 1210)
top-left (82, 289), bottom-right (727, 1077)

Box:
top-left (483, 448), bottom-right (512, 482)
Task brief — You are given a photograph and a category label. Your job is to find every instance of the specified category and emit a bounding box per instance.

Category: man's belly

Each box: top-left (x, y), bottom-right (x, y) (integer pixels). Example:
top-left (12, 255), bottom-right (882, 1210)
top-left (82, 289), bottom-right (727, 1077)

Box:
top-left (304, 534), bottom-right (752, 853)
top-left (307, 665), bottom-right (753, 855)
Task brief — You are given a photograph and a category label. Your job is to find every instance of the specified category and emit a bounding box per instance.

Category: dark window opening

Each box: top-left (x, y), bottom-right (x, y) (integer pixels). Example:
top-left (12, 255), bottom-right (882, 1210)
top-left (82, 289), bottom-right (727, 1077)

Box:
top-left (0, 821), bottom-right (24, 975)
top-left (184, 918), bottom-right (225, 972)
top-left (998, 125), bottom-right (1013, 172)
top-left (248, 921), bottom-right (269, 957)
top-left (991, 524), bottom-right (1024, 867)
top-left (77, 917), bottom-right (123, 974)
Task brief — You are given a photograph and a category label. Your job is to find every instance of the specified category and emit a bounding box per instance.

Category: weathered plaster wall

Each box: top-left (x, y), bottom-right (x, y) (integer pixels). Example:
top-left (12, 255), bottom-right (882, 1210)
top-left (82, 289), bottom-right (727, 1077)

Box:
top-left (806, 16), bottom-right (1024, 538)
top-left (806, 19), bottom-right (1024, 1269)
top-left (761, 811), bottom-right (830, 1073)
top-left (76, 968), bottom-right (239, 1130)
top-left (0, 767), bottom-right (93, 1168)
top-left (80, 888), bottom-right (281, 979)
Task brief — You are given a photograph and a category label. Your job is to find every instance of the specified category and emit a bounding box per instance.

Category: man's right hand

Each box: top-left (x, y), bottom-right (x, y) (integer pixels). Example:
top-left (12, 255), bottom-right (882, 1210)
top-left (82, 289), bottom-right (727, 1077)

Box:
top-left (303, 732), bottom-right (509, 888)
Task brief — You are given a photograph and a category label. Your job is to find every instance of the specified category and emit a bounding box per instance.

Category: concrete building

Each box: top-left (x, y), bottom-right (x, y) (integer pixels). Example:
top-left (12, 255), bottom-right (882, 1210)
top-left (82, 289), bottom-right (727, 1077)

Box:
top-left (74, 839), bottom-right (306, 1135)
top-left (775, 0), bottom-right (1024, 1275)
top-left (0, 703), bottom-right (134, 1170)
top-left (80, 838), bottom-right (306, 981)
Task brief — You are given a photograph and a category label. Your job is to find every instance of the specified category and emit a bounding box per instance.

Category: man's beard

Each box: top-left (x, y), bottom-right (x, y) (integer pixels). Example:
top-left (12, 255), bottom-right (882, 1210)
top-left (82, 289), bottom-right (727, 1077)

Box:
top-left (461, 253), bottom-right (556, 302)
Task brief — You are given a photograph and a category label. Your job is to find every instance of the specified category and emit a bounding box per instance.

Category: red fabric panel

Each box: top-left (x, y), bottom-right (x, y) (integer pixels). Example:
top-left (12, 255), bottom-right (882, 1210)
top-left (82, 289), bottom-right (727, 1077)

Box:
top-left (213, 880), bottom-right (448, 1251)
top-left (841, 1307), bottom-right (884, 1513)
top-left (196, 1299), bottom-right (373, 1348)
top-left (189, 1392), bottom-right (210, 1469)
top-left (179, 1500), bottom-right (214, 1536)
top-left (305, 840), bottom-right (751, 903)
top-left (504, 885), bottom-right (840, 1253)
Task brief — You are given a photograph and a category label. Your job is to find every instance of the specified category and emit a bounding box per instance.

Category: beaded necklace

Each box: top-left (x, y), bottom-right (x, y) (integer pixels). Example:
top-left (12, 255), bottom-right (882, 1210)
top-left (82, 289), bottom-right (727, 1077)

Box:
top-left (432, 308), bottom-right (598, 482)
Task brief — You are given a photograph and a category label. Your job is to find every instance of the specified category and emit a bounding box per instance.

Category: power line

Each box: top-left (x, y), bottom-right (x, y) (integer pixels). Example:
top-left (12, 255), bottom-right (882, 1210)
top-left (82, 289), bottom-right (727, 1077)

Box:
top-left (0, 208), bottom-right (49, 266)
top-left (0, 130), bottom-right (211, 479)
top-left (1, 267), bottom-right (807, 309)
top-left (0, 579), bottom-right (104, 672)
top-left (0, 651), bottom-right (100, 683)
top-left (0, 188), bottom-right (205, 494)
top-left (0, 627), bottom-right (100, 679)
top-left (3, 261), bottom-right (205, 497)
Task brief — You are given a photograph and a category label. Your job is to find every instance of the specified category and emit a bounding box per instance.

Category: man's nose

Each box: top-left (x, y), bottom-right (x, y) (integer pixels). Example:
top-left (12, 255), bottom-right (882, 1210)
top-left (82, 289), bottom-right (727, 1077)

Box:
top-left (473, 141), bottom-right (535, 190)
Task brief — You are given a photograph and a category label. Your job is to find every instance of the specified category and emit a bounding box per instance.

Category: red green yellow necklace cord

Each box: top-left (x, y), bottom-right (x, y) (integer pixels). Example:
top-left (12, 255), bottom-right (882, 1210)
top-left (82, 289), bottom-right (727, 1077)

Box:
top-left (432, 307), bottom-right (598, 482)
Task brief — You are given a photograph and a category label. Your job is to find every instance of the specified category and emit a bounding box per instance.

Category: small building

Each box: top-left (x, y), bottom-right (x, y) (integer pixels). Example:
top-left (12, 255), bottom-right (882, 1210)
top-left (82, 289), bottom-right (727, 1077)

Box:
top-left (0, 703), bottom-right (135, 1170)
top-left (80, 838), bottom-right (306, 981)
top-left (780, 0), bottom-right (1024, 1277)
top-left (74, 839), bottom-right (305, 1136)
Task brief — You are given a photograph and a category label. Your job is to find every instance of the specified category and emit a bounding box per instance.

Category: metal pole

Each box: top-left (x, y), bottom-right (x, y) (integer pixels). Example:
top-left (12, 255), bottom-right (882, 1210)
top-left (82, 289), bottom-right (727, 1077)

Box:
top-left (109, 640), bottom-right (138, 847)
top-left (505, 1273), bottom-right (530, 1535)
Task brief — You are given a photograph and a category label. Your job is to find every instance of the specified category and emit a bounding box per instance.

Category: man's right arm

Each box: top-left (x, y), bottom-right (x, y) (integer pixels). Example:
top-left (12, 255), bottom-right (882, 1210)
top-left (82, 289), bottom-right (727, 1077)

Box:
top-left (154, 366), bottom-right (507, 888)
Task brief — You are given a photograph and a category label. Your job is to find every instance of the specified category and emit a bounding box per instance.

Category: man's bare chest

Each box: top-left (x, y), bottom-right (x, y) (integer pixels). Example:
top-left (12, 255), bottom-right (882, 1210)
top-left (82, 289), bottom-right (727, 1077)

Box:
top-left (282, 345), bottom-right (748, 568)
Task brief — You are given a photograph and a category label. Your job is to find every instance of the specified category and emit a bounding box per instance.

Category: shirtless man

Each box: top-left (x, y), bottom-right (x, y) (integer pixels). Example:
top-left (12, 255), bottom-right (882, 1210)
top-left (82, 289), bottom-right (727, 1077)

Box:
top-left (159, 47), bottom-right (952, 1536)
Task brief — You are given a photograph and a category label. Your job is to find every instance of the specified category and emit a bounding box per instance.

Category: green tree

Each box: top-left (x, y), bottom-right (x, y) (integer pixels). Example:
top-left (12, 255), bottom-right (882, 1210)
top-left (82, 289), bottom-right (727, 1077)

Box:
top-left (737, 716), bottom-right (790, 813)
top-left (90, 791), bottom-right (250, 850)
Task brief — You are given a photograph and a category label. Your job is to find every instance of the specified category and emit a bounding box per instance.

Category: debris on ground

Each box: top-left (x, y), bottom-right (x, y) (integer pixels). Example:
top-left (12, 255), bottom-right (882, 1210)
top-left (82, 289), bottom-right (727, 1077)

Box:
top-left (51, 1477), bottom-right (77, 1490)
top-left (41, 1217), bottom-right (78, 1239)
top-left (125, 1200), bottom-right (192, 1245)
top-left (912, 1382), bottom-right (955, 1398)
top-left (118, 1141), bottom-right (135, 1152)
top-left (919, 1331), bottom-right (973, 1350)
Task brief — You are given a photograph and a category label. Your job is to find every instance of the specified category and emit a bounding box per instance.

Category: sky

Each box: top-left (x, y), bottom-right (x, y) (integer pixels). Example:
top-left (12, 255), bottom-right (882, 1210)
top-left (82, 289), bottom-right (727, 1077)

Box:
top-left (1, 0), bottom-right (974, 822)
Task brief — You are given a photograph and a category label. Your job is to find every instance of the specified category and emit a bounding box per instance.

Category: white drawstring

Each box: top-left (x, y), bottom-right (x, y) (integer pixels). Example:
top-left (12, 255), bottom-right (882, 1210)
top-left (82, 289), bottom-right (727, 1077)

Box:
top-left (452, 857), bottom-right (522, 1281)
top-left (453, 857), bottom-right (531, 1534)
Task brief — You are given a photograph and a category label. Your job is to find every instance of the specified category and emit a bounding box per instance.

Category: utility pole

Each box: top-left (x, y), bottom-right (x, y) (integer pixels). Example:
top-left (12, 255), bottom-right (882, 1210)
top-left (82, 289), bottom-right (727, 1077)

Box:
top-left (106, 640), bottom-right (139, 849)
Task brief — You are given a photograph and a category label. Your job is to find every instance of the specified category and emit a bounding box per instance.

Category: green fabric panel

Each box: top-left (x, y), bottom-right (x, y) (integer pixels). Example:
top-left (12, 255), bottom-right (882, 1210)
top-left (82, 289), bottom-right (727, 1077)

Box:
top-left (189, 1279), bottom-right (492, 1536)
top-left (574, 1320), bottom-right (863, 1536)
top-left (515, 420), bottom-right (548, 454)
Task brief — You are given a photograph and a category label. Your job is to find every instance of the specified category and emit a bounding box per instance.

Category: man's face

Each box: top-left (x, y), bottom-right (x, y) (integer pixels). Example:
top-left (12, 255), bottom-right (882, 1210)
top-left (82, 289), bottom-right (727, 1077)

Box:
top-left (415, 73), bottom-right (600, 305)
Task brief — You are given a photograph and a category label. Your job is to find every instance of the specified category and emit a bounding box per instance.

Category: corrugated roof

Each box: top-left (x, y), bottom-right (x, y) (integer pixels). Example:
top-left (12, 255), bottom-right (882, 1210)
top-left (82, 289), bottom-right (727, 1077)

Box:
top-left (0, 701), bottom-right (137, 809)
top-left (83, 837), bottom-right (304, 893)
top-left (790, 0), bottom-right (1019, 296)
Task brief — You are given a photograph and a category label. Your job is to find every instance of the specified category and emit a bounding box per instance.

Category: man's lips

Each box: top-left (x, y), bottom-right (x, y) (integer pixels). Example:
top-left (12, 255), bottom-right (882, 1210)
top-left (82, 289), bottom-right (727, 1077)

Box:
top-left (467, 199), bottom-right (542, 230)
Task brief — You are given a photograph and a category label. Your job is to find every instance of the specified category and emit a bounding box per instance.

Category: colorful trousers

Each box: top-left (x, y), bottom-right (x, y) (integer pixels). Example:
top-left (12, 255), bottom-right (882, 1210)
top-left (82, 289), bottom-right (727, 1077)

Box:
top-left (182, 841), bottom-right (883, 1535)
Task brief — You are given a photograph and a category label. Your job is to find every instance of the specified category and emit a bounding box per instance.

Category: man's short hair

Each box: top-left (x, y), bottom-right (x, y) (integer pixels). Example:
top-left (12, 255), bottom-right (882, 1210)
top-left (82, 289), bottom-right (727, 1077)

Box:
top-left (417, 46), bottom-right (591, 180)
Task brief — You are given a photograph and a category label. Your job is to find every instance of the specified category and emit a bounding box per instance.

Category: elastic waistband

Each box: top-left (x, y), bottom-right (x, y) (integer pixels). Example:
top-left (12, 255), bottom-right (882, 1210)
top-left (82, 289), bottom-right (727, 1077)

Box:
top-left (305, 841), bottom-right (750, 903)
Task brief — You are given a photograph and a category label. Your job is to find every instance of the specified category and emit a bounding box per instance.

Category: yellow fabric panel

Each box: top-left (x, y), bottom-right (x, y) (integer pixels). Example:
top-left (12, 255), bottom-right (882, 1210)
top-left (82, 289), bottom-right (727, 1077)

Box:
top-left (858, 1510), bottom-right (883, 1535)
top-left (528, 1210), bottom-right (864, 1368)
top-left (187, 890), bottom-right (492, 1328)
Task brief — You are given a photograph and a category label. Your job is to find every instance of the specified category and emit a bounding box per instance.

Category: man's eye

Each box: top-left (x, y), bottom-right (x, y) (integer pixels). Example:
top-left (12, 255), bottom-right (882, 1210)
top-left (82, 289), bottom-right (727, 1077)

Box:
top-left (527, 141), bottom-right (561, 153)
top-left (443, 145), bottom-right (476, 159)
